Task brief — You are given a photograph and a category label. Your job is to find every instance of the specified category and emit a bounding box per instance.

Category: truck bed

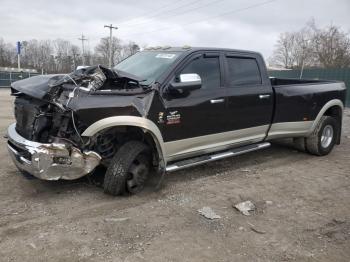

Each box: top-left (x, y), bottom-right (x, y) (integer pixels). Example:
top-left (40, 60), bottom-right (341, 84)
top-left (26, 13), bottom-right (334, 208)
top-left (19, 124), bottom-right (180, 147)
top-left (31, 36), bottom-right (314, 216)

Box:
top-left (270, 77), bottom-right (346, 126)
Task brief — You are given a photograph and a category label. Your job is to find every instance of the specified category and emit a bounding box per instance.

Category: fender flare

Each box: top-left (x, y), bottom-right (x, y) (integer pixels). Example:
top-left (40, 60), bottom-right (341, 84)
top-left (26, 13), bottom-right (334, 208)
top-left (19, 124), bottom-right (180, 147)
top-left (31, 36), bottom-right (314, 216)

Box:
top-left (310, 99), bottom-right (344, 133)
top-left (82, 116), bottom-right (167, 168)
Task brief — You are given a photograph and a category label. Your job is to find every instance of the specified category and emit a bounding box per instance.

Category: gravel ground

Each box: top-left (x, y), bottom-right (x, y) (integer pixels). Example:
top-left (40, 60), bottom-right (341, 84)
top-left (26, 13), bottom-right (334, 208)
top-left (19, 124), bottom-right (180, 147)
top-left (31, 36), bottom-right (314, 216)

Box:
top-left (0, 88), bottom-right (349, 262)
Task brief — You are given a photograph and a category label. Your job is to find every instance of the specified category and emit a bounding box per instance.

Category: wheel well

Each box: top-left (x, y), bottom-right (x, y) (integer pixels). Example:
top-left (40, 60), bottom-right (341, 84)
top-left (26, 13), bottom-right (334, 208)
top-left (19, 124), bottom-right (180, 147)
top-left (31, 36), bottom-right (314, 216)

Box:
top-left (323, 105), bottom-right (342, 144)
top-left (91, 126), bottom-right (159, 167)
top-left (324, 105), bottom-right (342, 121)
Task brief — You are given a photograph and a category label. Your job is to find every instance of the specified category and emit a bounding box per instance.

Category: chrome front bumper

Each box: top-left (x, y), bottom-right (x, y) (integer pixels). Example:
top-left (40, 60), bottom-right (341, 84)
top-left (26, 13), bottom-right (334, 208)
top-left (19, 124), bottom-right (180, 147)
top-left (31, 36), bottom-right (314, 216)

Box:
top-left (6, 123), bottom-right (101, 180)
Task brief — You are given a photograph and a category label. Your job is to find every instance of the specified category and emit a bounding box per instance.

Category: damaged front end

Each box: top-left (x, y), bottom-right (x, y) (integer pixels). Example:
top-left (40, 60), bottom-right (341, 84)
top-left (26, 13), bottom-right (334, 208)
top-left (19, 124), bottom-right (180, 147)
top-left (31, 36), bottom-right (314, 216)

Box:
top-left (7, 65), bottom-right (152, 180)
top-left (7, 123), bottom-right (101, 180)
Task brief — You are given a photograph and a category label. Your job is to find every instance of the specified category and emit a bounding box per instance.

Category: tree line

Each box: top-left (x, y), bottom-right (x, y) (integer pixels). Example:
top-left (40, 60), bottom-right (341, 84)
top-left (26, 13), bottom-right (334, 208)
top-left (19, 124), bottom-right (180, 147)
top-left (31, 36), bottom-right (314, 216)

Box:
top-left (269, 20), bottom-right (350, 69)
top-left (2, 20), bottom-right (349, 73)
top-left (0, 37), bottom-right (140, 73)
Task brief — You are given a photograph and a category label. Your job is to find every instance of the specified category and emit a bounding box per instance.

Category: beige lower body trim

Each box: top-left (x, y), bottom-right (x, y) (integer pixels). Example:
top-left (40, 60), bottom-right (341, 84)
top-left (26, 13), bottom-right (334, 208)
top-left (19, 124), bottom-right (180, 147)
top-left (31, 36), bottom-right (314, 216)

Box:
top-left (266, 121), bottom-right (314, 140)
top-left (164, 125), bottom-right (269, 162)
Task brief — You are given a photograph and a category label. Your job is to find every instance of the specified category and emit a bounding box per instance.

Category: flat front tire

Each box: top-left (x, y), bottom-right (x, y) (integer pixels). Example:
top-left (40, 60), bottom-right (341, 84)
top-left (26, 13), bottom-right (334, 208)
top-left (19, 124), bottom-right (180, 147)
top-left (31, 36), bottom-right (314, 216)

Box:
top-left (305, 116), bottom-right (339, 156)
top-left (103, 141), bottom-right (150, 196)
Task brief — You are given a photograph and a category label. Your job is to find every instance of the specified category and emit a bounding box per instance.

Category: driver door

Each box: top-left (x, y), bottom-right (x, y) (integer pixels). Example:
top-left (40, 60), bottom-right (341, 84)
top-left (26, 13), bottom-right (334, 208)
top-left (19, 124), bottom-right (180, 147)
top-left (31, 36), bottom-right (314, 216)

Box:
top-left (161, 52), bottom-right (229, 160)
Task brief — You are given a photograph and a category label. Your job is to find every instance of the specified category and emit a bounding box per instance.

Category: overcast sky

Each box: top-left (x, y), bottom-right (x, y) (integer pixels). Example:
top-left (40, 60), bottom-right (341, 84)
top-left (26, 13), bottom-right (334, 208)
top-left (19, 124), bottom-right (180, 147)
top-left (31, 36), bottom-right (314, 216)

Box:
top-left (1, 0), bottom-right (349, 59)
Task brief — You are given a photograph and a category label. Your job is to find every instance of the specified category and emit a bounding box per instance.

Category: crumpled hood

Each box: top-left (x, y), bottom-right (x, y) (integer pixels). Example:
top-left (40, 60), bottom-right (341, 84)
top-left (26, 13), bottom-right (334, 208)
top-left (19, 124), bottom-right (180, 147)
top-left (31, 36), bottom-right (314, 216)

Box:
top-left (10, 65), bottom-right (148, 101)
top-left (11, 74), bottom-right (65, 99)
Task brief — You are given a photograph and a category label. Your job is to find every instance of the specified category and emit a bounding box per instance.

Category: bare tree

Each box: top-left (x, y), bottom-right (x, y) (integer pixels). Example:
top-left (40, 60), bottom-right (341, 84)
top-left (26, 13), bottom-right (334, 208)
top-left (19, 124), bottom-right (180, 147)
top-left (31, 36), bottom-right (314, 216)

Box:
top-left (69, 44), bottom-right (82, 70)
top-left (269, 23), bottom-right (316, 69)
top-left (122, 41), bottom-right (140, 59)
top-left (22, 39), bottom-right (53, 72)
top-left (53, 39), bottom-right (72, 73)
top-left (269, 32), bottom-right (296, 68)
top-left (0, 37), bottom-right (142, 72)
top-left (269, 20), bottom-right (350, 69)
top-left (0, 38), bottom-right (18, 67)
top-left (39, 40), bottom-right (54, 73)
top-left (313, 25), bottom-right (350, 68)
top-left (94, 37), bottom-right (122, 67)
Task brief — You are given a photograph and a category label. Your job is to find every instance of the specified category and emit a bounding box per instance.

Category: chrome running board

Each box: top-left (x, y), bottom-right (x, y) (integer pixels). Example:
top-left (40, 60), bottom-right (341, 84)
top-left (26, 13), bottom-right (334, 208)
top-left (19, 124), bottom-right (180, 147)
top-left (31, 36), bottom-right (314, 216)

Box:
top-left (165, 142), bottom-right (270, 172)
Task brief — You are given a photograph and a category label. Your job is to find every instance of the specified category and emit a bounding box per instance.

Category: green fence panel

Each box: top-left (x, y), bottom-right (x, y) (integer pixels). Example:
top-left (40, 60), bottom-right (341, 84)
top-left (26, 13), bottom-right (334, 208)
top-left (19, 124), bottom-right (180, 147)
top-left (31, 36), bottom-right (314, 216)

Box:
top-left (0, 80), bottom-right (9, 86)
top-left (269, 68), bottom-right (350, 107)
top-left (0, 71), bottom-right (39, 87)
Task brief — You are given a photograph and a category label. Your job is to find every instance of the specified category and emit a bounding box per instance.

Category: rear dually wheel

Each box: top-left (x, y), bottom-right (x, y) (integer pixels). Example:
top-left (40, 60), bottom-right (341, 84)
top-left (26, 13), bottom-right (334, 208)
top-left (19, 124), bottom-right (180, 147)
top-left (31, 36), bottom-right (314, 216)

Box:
top-left (305, 116), bottom-right (339, 156)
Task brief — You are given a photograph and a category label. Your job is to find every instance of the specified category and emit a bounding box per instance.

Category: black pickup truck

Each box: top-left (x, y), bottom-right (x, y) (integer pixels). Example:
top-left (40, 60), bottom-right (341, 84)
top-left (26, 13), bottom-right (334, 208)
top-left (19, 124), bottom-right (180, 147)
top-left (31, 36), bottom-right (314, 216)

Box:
top-left (7, 47), bottom-right (347, 195)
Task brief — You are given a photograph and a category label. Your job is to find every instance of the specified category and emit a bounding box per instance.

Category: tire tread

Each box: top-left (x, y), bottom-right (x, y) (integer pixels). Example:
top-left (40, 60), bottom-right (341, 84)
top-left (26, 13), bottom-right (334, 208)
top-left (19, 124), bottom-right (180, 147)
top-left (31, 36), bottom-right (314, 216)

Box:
top-left (305, 116), bottom-right (338, 156)
top-left (103, 141), bottom-right (149, 196)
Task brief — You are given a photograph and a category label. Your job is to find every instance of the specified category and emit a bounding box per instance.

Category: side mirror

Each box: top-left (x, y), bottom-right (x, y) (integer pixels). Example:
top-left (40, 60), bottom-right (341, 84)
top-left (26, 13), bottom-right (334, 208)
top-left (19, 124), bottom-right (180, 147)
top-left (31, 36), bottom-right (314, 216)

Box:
top-left (169, 73), bottom-right (202, 91)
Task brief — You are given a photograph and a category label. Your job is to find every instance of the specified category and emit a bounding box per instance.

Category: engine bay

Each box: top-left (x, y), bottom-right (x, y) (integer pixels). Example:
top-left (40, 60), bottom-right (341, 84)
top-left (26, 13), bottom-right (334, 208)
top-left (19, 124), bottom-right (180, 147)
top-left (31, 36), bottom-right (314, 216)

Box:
top-left (14, 94), bottom-right (85, 146)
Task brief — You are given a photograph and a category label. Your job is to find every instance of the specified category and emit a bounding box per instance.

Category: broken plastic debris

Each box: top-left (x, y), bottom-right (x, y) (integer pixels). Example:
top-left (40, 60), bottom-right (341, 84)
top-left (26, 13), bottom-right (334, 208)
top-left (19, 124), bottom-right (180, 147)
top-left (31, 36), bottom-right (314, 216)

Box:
top-left (198, 207), bottom-right (221, 220)
top-left (234, 201), bottom-right (256, 216)
top-left (28, 243), bottom-right (37, 249)
top-left (247, 222), bottom-right (266, 234)
top-left (104, 217), bottom-right (130, 222)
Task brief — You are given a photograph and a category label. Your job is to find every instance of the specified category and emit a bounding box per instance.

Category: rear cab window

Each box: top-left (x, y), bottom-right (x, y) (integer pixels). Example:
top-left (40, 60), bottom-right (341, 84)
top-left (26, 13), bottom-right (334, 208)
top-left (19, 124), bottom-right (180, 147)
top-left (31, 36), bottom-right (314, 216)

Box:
top-left (225, 56), bottom-right (262, 87)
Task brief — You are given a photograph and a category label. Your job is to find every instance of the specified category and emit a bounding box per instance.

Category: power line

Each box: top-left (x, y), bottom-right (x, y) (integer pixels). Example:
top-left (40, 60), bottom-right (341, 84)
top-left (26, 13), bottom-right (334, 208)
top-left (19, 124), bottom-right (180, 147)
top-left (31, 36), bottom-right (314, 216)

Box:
top-left (121, 0), bottom-right (226, 29)
top-left (116, 0), bottom-right (189, 25)
top-left (120, 0), bottom-right (279, 37)
top-left (118, 0), bottom-right (204, 27)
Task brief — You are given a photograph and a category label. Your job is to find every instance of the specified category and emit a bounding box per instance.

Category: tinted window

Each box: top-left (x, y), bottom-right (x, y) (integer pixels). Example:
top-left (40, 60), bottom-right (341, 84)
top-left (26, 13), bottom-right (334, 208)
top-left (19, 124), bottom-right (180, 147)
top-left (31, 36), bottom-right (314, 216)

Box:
top-left (227, 57), bottom-right (261, 87)
top-left (181, 56), bottom-right (220, 89)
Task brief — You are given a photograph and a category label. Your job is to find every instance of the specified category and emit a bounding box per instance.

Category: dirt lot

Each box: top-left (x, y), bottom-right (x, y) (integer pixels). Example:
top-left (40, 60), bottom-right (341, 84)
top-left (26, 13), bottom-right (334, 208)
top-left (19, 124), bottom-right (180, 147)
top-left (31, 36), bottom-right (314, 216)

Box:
top-left (0, 88), bottom-right (349, 262)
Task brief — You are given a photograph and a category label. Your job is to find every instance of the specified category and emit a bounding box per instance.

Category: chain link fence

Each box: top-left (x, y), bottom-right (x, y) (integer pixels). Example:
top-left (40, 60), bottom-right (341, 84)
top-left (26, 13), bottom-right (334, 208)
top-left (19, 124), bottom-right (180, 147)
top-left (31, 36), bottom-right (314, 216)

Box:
top-left (0, 71), bottom-right (40, 88)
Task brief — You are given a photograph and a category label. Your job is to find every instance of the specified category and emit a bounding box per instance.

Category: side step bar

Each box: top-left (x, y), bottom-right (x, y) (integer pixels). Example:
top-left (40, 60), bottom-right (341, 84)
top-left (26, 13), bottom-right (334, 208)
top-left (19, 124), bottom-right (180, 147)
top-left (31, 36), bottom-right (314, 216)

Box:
top-left (166, 142), bottom-right (271, 172)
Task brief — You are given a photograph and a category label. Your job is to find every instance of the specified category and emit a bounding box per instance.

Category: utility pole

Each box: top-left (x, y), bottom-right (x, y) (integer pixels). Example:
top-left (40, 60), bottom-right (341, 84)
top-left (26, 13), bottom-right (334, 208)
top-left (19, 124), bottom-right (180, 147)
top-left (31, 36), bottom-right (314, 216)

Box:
top-left (104, 24), bottom-right (118, 68)
top-left (78, 34), bottom-right (88, 66)
top-left (16, 41), bottom-right (21, 70)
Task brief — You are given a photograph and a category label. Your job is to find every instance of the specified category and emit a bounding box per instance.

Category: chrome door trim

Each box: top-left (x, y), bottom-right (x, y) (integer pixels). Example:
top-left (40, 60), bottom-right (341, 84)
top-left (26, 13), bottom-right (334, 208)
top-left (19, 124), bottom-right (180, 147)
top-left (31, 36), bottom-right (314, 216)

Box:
top-left (210, 98), bottom-right (225, 104)
top-left (259, 94), bottom-right (271, 99)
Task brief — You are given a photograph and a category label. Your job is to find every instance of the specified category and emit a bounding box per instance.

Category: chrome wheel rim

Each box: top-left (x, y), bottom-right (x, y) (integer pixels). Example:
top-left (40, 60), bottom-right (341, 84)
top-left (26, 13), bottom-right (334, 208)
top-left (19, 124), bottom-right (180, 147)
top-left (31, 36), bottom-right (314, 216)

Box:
top-left (321, 124), bottom-right (334, 148)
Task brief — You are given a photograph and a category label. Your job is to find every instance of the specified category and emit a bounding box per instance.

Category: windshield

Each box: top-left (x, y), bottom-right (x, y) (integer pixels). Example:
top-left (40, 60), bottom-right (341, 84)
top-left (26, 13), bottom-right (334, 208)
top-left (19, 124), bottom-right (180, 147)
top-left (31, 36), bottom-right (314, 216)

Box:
top-left (114, 51), bottom-right (181, 85)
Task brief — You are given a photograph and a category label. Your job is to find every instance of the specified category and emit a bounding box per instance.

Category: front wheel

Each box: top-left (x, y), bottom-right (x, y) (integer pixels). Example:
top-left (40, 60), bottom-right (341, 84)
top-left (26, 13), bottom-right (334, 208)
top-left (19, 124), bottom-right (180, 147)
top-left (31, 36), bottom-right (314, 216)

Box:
top-left (103, 141), bottom-right (150, 196)
top-left (305, 116), bottom-right (339, 156)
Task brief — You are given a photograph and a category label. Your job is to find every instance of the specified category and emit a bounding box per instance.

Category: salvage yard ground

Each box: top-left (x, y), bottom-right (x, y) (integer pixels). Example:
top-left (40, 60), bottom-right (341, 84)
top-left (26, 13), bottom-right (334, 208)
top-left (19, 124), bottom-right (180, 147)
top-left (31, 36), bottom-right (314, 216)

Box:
top-left (0, 88), bottom-right (349, 262)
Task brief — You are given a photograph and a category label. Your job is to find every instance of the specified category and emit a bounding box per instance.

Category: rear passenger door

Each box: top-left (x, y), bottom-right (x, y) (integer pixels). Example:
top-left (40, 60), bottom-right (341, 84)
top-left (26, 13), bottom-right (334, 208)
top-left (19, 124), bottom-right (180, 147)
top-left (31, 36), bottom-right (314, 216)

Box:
top-left (223, 53), bottom-right (273, 143)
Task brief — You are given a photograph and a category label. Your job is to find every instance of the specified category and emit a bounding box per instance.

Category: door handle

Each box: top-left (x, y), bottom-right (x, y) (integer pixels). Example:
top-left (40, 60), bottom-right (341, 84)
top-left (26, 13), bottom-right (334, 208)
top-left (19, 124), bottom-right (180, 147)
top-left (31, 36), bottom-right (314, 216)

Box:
top-left (210, 99), bottom-right (225, 104)
top-left (259, 94), bottom-right (271, 99)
